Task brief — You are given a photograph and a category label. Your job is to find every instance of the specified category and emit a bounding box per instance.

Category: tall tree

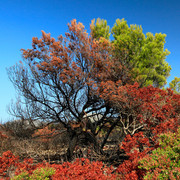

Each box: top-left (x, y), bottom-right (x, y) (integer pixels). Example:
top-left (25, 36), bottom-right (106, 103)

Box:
top-left (7, 20), bottom-right (114, 159)
top-left (91, 18), bottom-right (171, 88)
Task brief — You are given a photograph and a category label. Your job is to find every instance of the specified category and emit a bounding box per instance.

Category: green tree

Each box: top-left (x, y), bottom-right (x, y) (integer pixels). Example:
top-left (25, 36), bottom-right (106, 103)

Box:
top-left (90, 18), bottom-right (171, 88)
top-left (90, 18), bottom-right (110, 40)
top-left (169, 77), bottom-right (180, 94)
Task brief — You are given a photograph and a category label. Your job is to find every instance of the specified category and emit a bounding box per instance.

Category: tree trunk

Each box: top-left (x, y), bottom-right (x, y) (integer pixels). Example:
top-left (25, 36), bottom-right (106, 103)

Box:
top-left (100, 118), bottom-right (119, 150)
top-left (67, 135), bottom-right (78, 161)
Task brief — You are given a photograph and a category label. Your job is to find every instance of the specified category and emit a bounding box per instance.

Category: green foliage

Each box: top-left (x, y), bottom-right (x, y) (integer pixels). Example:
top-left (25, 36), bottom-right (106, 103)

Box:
top-left (139, 127), bottom-right (180, 180)
top-left (12, 171), bottom-right (29, 180)
top-left (169, 77), bottom-right (180, 94)
top-left (12, 167), bottom-right (55, 180)
top-left (90, 18), bottom-right (110, 40)
top-left (91, 18), bottom-right (171, 88)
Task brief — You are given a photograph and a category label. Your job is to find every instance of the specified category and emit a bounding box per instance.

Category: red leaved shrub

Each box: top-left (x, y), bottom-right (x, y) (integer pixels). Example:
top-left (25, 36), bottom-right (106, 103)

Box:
top-left (0, 151), bottom-right (18, 178)
top-left (32, 126), bottom-right (58, 143)
top-left (52, 158), bottom-right (117, 180)
top-left (101, 84), bottom-right (180, 179)
top-left (0, 151), bottom-right (118, 180)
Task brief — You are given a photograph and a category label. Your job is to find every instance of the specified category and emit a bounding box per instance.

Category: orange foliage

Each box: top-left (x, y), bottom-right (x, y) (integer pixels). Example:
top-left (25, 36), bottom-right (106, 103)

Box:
top-left (32, 126), bottom-right (58, 143)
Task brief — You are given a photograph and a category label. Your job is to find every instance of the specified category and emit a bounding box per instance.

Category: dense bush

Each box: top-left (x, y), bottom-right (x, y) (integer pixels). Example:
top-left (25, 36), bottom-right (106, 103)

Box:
top-left (51, 158), bottom-right (117, 180)
top-left (139, 126), bottom-right (180, 180)
top-left (0, 151), bottom-right (117, 180)
top-left (12, 167), bottom-right (55, 180)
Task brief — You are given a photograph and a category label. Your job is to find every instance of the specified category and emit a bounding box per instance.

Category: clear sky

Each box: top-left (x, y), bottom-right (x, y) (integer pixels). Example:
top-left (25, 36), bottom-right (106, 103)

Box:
top-left (0, 0), bottom-right (180, 123)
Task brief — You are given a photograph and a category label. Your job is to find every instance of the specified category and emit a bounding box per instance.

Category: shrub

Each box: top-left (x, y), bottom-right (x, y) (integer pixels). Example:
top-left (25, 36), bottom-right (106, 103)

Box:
top-left (0, 150), bottom-right (19, 178)
top-left (12, 167), bottom-right (55, 180)
top-left (116, 132), bottom-right (152, 180)
top-left (51, 158), bottom-right (117, 180)
top-left (32, 126), bottom-right (60, 150)
top-left (0, 151), bottom-right (117, 180)
top-left (32, 126), bottom-right (58, 143)
top-left (139, 126), bottom-right (180, 180)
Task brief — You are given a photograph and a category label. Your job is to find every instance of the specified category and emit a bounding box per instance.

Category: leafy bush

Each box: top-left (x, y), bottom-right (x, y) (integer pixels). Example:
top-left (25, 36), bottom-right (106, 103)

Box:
top-left (32, 127), bottom-right (58, 143)
top-left (51, 158), bottom-right (117, 180)
top-left (12, 167), bottom-right (55, 180)
top-left (0, 150), bottom-right (19, 178)
top-left (139, 126), bottom-right (180, 180)
top-left (116, 132), bottom-right (152, 180)
top-left (0, 151), bottom-right (46, 179)
top-left (0, 151), bottom-right (117, 180)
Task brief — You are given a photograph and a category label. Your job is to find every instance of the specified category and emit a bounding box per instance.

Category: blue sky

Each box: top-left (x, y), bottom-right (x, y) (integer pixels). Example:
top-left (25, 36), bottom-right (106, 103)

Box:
top-left (0, 0), bottom-right (180, 122)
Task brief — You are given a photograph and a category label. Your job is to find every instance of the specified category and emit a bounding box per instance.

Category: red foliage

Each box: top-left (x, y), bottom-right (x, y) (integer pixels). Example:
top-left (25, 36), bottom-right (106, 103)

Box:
top-left (0, 151), bottom-right (18, 178)
top-left (14, 158), bottom-right (46, 176)
top-left (98, 83), bottom-right (180, 179)
top-left (100, 82), bottom-right (180, 136)
top-left (51, 158), bottom-right (117, 180)
top-left (0, 151), bottom-right (117, 180)
top-left (101, 83), bottom-right (180, 179)
top-left (0, 151), bottom-right (46, 179)
top-left (117, 132), bottom-right (152, 179)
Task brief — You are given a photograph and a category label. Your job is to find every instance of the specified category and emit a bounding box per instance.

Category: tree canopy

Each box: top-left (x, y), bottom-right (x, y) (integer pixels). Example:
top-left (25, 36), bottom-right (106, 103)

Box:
top-left (91, 18), bottom-right (171, 87)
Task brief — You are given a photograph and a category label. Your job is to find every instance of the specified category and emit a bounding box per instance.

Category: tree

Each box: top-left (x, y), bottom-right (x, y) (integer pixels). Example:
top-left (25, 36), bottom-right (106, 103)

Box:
top-left (90, 18), bottom-right (110, 40)
top-left (91, 18), bottom-right (171, 88)
top-left (7, 19), bottom-right (176, 162)
top-left (7, 20), bottom-right (114, 160)
top-left (169, 77), bottom-right (180, 94)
